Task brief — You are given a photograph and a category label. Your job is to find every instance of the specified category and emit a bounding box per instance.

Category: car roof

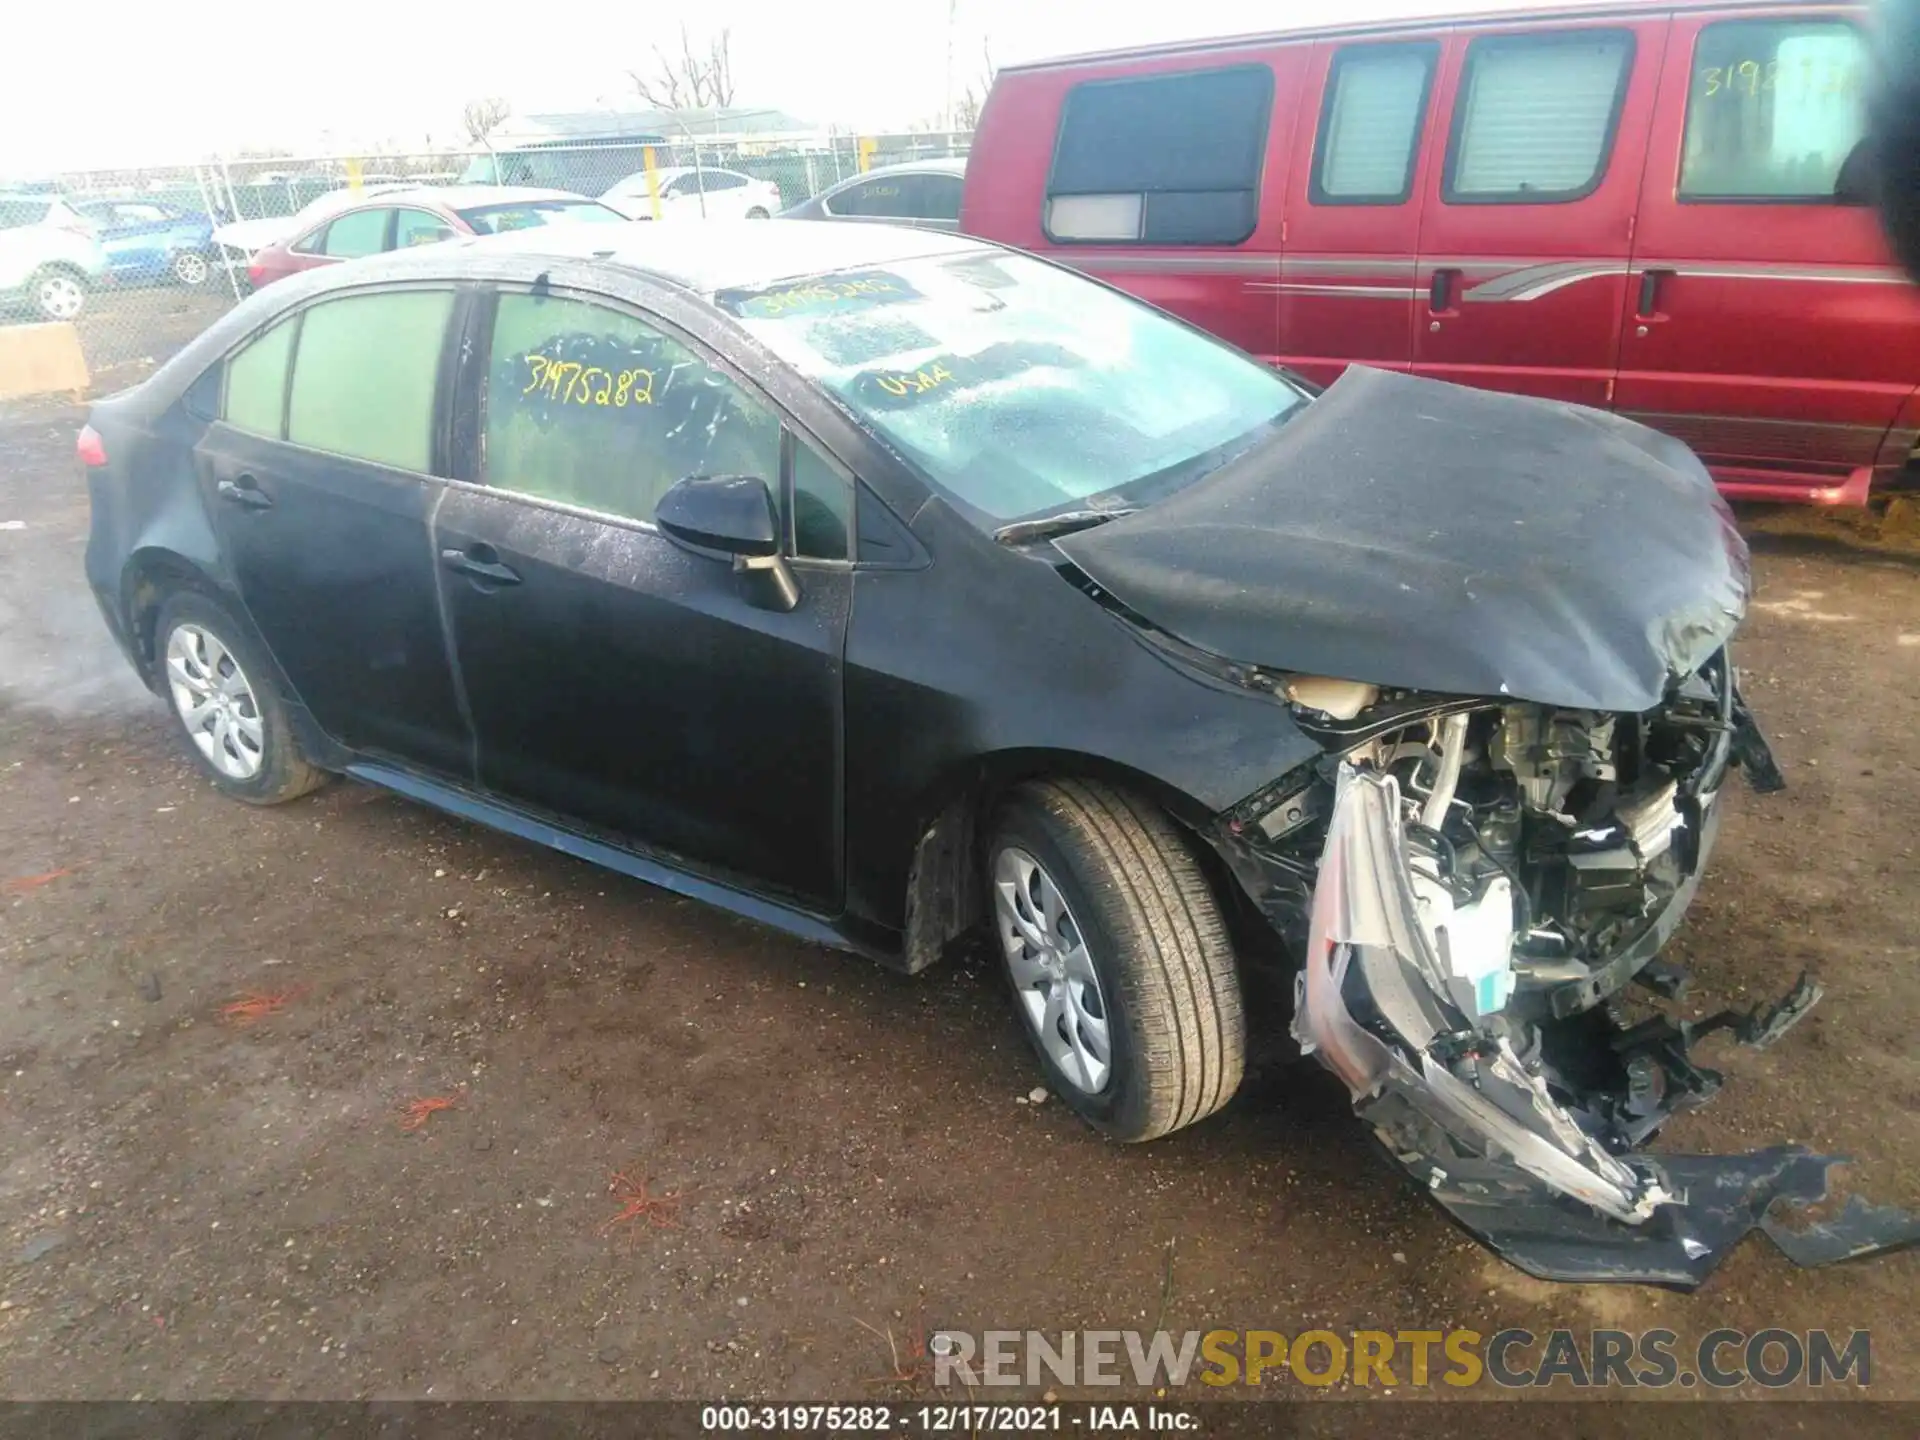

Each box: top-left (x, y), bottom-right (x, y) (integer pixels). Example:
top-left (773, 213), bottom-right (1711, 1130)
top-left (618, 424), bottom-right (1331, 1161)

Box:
top-left (294, 184), bottom-right (586, 228)
top-left (380, 219), bottom-right (987, 296)
top-left (824, 158), bottom-right (967, 192)
top-left (616, 166), bottom-right (752, 185)
top-left (347, 184), bottom-right (585, 211)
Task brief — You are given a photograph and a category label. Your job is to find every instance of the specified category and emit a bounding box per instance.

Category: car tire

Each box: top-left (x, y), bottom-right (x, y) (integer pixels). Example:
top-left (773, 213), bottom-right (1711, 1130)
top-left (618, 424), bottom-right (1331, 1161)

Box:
top-left (29, 265), bottom-right (86, 322)
top-left (745, 207), bottom-right (771, 219)
top-left (987, 778), bottom-right (1245, 1142)
top-left (153, 592), bottom-right (328, 806)
top-left (171, 250), bottom-right (212, 287)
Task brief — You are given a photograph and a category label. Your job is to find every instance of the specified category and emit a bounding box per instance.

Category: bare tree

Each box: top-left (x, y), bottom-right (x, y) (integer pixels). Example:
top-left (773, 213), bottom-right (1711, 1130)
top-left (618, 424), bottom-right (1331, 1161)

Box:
top-left (462, 97), bottom-right (512, 149)
top-left (953, 40), bottom-right (997, 131)
top-left (628, 26), bottom-right (736, 111)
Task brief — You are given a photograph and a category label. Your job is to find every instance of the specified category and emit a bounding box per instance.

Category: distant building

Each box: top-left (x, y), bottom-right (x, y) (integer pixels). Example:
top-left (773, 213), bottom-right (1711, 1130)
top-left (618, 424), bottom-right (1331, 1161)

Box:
top-left (500, 107), bottom-right (816, 144)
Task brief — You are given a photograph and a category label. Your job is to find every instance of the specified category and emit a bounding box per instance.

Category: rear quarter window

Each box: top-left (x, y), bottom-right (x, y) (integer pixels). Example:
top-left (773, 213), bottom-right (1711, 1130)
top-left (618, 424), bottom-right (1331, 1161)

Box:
top-left (1045, 64), bottom-right (1274, 245)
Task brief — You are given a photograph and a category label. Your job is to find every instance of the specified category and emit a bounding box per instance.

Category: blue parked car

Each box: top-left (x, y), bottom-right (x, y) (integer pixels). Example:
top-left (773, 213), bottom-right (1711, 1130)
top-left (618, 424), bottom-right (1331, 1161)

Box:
top-left (70, 198), bottom-right (218, 288)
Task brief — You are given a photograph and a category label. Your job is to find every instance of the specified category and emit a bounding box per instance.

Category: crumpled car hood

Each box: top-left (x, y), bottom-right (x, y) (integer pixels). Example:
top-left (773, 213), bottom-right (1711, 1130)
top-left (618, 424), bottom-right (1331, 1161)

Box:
top-left (1056, 367), bottom-right (1751, 712)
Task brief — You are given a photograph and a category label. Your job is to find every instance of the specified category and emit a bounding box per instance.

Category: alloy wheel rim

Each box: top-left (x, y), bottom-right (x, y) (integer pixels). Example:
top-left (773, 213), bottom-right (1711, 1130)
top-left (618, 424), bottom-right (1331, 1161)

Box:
top-left (38, 275), bottom-right (82, 319)
top-left (174, 252), bottom-right (209, 285)
top-left (993, 846), bottom-right (1112, 1094)
top-left (165, 623), bottom-right (265, 780)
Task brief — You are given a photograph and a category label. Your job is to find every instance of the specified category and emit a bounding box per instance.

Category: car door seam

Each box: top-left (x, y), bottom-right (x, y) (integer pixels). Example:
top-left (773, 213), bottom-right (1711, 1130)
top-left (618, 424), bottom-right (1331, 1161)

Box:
top-left (425, 483), bottom-right (482, 784)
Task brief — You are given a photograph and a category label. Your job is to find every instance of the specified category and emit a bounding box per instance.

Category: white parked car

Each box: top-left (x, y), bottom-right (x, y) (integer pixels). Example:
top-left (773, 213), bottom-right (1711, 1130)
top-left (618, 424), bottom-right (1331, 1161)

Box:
top-left (0, 194), bottom-right (108, 322)
top-left (599, 167), bottom-right (783, 222)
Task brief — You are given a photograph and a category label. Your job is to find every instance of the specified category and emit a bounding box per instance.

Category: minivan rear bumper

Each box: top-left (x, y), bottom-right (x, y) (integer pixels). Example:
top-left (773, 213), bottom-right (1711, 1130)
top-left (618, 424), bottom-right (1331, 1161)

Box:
top-left (1715, 464), bottom-right (1875, 508)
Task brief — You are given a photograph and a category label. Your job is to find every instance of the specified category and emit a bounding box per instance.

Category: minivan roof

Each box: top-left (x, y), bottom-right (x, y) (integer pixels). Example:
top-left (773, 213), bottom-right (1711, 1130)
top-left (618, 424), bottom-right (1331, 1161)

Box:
top-left (1000, 0), bottom-right (1812, 71)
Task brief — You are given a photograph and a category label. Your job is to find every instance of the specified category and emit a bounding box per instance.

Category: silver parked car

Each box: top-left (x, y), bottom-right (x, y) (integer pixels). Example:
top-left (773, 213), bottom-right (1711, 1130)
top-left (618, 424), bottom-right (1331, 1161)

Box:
top-left (778, 158), bottom-right (966, 231)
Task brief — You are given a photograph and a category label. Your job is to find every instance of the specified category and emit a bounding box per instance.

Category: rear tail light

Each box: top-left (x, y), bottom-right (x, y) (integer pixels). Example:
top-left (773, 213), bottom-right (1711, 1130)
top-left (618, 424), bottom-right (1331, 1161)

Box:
top-left (247, 258), bottom-right (267, 288)
top-left (76, 424), bottom-right (108, 468)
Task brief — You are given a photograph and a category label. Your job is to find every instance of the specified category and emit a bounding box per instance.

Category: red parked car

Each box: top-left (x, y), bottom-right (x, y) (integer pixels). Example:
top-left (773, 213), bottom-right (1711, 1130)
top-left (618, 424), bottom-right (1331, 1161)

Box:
top-left (963, 0), bottom-right (1920, 505)
top-left (246, 185), bottom-right (626, 291)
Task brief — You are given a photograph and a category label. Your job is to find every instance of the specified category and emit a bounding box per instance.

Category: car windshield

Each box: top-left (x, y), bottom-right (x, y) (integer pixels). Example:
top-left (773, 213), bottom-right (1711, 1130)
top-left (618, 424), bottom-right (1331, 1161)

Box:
top-left (715, 252), bottom-right (1305, 523)
top-left (456, 200), bottom-right (626, 233)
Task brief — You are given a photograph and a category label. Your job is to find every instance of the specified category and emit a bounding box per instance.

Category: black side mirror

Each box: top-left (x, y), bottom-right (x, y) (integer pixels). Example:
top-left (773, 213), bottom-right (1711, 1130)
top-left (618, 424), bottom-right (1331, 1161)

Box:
top-left (656, 474), bottom-right (778, 555)
top-left (655, 474), bottom-right (799, 612)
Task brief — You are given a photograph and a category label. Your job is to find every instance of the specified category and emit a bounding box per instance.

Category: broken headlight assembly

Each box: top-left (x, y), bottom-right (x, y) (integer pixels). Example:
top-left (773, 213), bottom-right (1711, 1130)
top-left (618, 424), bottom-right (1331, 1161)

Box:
top-left (1245, 659), bottom-right (1920, 1286)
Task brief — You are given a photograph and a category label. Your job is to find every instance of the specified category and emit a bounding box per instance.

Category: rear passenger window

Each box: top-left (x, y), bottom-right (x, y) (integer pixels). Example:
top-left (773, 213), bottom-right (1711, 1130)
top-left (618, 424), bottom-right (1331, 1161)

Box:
top-left (322, 208), bottom-right (390, 258)
top-left (286, 290), bottom-right (453, 470)
top-left (1445, 30), bottom-right (1634, 203)
top-left (920, 174), bottom-right (964, 221)
top-left (832, 177), bottom-right (918, 219)
top-left (1680, 19), bottom-right (1867, 201)
top-left (222, 317), bottom-right (296, 438)
top-left (1313, 43), bottom-right (1439, 204)
top-left (1046, 65), bottom-right (1273, 244)
top-left (483, 291), bottom-right (780, 525)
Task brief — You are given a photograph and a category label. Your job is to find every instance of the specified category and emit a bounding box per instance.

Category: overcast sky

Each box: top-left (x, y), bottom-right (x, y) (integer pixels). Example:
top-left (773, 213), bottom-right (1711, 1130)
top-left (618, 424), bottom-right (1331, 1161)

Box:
top-left (8, 0), bottom-right (1536, 172)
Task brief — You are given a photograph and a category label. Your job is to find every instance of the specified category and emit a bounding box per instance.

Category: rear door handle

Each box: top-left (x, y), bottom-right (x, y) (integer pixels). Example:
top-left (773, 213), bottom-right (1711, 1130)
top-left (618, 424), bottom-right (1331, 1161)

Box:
top-left (440, 544), bottom-right (521, 587)
top-left (1429, 267), bottom-right (1459, 313)
top-left (1637, 267), bottom-right (1674, 318)
top-left (216, 474), bottom-right (273, 510)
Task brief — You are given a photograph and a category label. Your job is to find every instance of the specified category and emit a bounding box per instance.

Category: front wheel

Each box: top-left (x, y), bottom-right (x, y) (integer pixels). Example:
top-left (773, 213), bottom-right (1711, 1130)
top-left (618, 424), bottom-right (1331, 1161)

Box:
top-left (155, 592), bottom-right (328, 806)
top-left (745, 206), bottom-right (770, 219)
top-left (988, 779), bottom-right (1245, 1142)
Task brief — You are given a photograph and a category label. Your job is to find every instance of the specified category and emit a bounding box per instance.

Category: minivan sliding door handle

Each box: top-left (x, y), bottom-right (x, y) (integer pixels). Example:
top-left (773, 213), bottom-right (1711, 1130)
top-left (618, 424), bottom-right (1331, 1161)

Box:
top-left (1637, 267), bottom-right (1674, 318)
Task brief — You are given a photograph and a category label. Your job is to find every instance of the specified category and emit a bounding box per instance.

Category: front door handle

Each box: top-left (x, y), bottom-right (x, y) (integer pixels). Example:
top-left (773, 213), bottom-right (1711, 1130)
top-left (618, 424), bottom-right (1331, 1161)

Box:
top-left (440, 544), bottom-right (521, 587)
top-left (1637, 267), bottom-right (1674, 318)
top-left (216, 475), bottom-right (273, 510)
top-left (1429, 267), bottom-right (1459, 313)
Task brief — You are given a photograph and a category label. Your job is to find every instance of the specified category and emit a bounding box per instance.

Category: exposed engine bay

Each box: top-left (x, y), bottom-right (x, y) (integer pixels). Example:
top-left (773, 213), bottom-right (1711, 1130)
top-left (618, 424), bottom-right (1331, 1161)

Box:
top-left (1214, 652), bottom-right (1920, 1286)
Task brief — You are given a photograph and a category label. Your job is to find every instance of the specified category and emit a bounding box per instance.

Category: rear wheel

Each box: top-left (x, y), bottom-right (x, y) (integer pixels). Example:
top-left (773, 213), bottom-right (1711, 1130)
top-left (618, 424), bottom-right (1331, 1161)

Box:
top-left (987, 779), bottom-right (1245, 1141)
top-left (30, 266), bottom-right (85, 322)
top-left (745, 206), bottom-right (771, 219)
top-left (155, 592), bottom-right (327, 806)
top-left (171, 250), bottom-right (211, 286)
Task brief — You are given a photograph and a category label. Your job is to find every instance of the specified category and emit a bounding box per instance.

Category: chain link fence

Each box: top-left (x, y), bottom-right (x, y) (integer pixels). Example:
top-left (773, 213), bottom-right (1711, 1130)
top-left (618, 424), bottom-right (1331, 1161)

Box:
top-left (1, 131), bottom-right (970, 399)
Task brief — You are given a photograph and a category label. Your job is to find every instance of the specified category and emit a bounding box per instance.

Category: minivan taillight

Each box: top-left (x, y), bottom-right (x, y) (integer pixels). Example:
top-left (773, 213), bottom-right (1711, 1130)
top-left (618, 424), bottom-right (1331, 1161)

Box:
top-left (76, 425), bottom-right (107, 468)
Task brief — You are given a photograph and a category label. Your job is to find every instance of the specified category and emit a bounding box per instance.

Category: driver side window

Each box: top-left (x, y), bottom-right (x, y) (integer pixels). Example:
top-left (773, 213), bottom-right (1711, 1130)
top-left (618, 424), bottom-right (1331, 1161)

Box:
top-left (482, 290), bottom-right (780, 525)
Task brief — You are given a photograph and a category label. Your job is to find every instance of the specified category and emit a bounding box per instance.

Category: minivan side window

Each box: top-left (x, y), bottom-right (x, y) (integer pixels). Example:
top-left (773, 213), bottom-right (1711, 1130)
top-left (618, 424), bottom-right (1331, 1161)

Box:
top-left (222, 317), bottom-right (298, 438)
top-left (286, 289), bottom-right (454, 471)
top-left (483, 291), bottom-right (780, 525)
top-left (1313, 43), bottom-right (1439, 204)
top-left (1444, 30), bottom-right (1635, 203)
top-left (1679, 19), bottom-right (1867, 201)
top-left (1045, 64), bottom-right (1274, 245)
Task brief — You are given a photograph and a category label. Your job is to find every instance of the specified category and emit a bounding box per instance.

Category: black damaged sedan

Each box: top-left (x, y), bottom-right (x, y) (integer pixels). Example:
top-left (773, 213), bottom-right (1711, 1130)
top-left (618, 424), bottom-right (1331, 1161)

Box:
top-left (81, 223), bottom-right (1916, 1285)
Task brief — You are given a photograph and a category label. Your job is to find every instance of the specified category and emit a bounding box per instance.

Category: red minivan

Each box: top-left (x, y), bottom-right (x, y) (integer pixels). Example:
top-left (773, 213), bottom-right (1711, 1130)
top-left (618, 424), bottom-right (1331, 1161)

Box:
top-left (963, 0), bottom-right (1920, 504)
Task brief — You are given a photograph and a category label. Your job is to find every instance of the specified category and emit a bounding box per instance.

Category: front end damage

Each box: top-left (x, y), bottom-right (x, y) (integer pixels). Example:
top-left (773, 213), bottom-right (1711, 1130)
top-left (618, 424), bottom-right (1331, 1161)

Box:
top-left (1221, 655), bottom-right (1920, 1286)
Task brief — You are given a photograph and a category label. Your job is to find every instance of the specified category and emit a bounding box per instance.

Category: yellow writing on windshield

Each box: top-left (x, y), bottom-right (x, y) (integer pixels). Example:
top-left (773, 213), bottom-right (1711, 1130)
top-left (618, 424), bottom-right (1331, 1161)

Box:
top-left (521, 354), bottom-right (656, 407)
top-left (751, 276), bottom-right (899, 317)
top-left (873, 362), bottom-right (956, 398)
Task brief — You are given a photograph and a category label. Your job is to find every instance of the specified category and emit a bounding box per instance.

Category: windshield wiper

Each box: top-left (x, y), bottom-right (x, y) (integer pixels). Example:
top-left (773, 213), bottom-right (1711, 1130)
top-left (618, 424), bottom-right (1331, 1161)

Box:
top-left (993, 508), bottom-right (1139, 546)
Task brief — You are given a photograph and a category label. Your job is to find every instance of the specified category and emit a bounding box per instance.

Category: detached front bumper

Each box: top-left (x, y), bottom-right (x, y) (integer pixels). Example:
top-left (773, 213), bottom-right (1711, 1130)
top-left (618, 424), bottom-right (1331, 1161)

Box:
top-left (1294, 764), bottom-right (1920, 1287)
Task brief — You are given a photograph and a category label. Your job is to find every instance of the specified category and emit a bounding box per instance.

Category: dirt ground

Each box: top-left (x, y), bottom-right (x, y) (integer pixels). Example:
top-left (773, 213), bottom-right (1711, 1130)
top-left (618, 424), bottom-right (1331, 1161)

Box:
top-left (1, 395), bottom-right (1917, 1416)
